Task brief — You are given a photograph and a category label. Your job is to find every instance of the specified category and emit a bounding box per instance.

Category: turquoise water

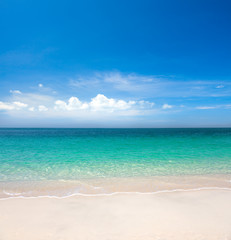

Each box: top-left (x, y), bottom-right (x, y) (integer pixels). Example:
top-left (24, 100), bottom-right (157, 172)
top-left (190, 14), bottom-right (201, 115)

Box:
top-left (0, 128), bottom-right (231, 181)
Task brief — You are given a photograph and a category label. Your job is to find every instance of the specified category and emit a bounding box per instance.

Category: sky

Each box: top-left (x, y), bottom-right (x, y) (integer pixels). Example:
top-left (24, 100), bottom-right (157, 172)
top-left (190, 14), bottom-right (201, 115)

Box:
top-left (0, 0), bottom-right (231, 127)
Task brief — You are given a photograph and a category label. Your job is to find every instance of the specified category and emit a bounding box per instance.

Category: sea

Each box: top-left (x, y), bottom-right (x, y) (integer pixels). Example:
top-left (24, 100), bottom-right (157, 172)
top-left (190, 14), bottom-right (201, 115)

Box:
top-left (0, 128), bottom-right (231, 197)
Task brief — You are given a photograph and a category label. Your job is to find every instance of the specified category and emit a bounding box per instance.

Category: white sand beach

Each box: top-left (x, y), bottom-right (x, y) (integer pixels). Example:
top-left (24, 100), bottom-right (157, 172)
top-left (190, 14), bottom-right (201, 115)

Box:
top-left (1, 189), bottom-right (231, 240)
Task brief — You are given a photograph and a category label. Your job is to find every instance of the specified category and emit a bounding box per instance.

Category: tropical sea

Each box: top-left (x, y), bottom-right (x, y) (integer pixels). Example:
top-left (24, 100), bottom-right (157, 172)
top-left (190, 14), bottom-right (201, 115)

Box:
top-left (0, 128), bottom-right (231, 198)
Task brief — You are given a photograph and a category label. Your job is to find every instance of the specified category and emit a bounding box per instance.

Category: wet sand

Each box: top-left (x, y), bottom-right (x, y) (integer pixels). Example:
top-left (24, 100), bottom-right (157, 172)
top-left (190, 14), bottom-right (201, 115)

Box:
top-left (1, 174), bottom-right (231, 198)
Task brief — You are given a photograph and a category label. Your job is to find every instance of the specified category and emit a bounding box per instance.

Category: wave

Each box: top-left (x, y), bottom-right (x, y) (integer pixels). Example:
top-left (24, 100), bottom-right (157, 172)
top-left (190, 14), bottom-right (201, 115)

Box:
top-left (1, 187), bottom-right (231, 200)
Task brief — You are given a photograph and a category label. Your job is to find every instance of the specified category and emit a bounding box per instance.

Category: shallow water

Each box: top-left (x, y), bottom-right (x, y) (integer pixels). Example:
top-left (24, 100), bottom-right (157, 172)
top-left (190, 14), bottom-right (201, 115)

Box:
top-left (1, 128), bottom-right (231, 180)
top-left (0, 128), bottom-right (231, 197)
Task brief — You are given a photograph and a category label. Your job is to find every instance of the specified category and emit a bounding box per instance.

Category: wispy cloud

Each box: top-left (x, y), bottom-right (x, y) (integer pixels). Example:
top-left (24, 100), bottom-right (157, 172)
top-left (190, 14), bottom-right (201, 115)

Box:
top-left (10, 90), bottom-right (22, 94)
top-left (10, 93), bottom-right (54, 106)
top-left (216, 85), bottom-right (224, 89)
top-left (102, 72), bottom-right (156, 92)
top-left (1, 71), bottom-right (230, 126)
top-left (195, 105), bottom-right (231, 110)
top-left (69, 71), bottom-right (231, 98)
top-left (195, 106), bottom-right (218, 110)
top-left (0, 101), bottom-right (28, 110)
top-left (162, 104), bottom-right (173, 109)
top-left (38, 105), bottom-right (48, 112)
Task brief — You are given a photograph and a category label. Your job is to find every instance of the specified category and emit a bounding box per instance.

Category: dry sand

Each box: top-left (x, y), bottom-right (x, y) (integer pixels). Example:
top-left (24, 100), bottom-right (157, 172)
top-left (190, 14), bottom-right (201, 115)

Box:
top-left (0, 189), bottom-right (231, 240)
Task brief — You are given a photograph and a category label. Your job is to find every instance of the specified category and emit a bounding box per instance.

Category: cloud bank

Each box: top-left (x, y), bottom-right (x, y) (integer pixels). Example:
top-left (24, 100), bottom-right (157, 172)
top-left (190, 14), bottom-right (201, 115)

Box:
top-left (1, 71), bottom-right (230, 127)
top-left (0, 94), bottom-right (155, 118)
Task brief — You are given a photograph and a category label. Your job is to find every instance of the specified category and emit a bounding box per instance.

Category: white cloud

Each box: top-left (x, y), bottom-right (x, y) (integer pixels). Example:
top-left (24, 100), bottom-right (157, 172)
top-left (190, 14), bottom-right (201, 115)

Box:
top-left (10, 90), bottom-right (22, 94)
top-left (55, 97), bottom-right (89, 111)
top-left (0, 102), bottom-right (15, 110)
top-left (195, 106), bottom-right (217, 109)
top-left (0, 101), bottom-right (28, 111)
top-left (216, 85), bottom-right (224, 89)
top-left (13, 101), bottom-right (28, 108)
top-left (1, 93), bottom-right (154, 117)
top-left (162, 104), bottom-right (173, 109)
top-left (54, 100), bottom-right (67, 110)
top-left (89, 94), bottom-right (134, 111)
top-left (29, 107), bottom-right (35, 112)
top-left (54, 94), bottom-right (148, 113)
top-left (38, 105), bottom-right (48, 112)
top-left (68, 97), bottom-right (88, 110)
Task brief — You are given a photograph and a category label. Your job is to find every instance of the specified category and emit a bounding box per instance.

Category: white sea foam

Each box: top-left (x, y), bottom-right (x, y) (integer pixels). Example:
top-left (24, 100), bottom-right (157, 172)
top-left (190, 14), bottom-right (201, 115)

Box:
top-left (92, 186), bottom-right (103, 189)
top-left (3, 190), bottom-right (23, 196)
top-left (1, 187), bottom-right (231, 201)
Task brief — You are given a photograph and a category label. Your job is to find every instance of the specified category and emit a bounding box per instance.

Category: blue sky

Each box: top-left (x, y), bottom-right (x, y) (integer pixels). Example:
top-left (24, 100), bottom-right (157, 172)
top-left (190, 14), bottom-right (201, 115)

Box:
top-left (0, 0), bottom-right (231, 127)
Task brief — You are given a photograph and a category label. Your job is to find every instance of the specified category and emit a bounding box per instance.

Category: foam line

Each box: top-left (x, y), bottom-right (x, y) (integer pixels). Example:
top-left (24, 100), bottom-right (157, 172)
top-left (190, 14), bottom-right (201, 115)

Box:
top-left (1, 187), bottom-right (231, 201)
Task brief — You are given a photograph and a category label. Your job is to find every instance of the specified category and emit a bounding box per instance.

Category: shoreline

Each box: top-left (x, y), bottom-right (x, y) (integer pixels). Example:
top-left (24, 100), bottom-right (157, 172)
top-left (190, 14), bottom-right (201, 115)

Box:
top-left (1, 174), bottom-right (231, 199)
top-left (1, 186), bottom-right (231, 200)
